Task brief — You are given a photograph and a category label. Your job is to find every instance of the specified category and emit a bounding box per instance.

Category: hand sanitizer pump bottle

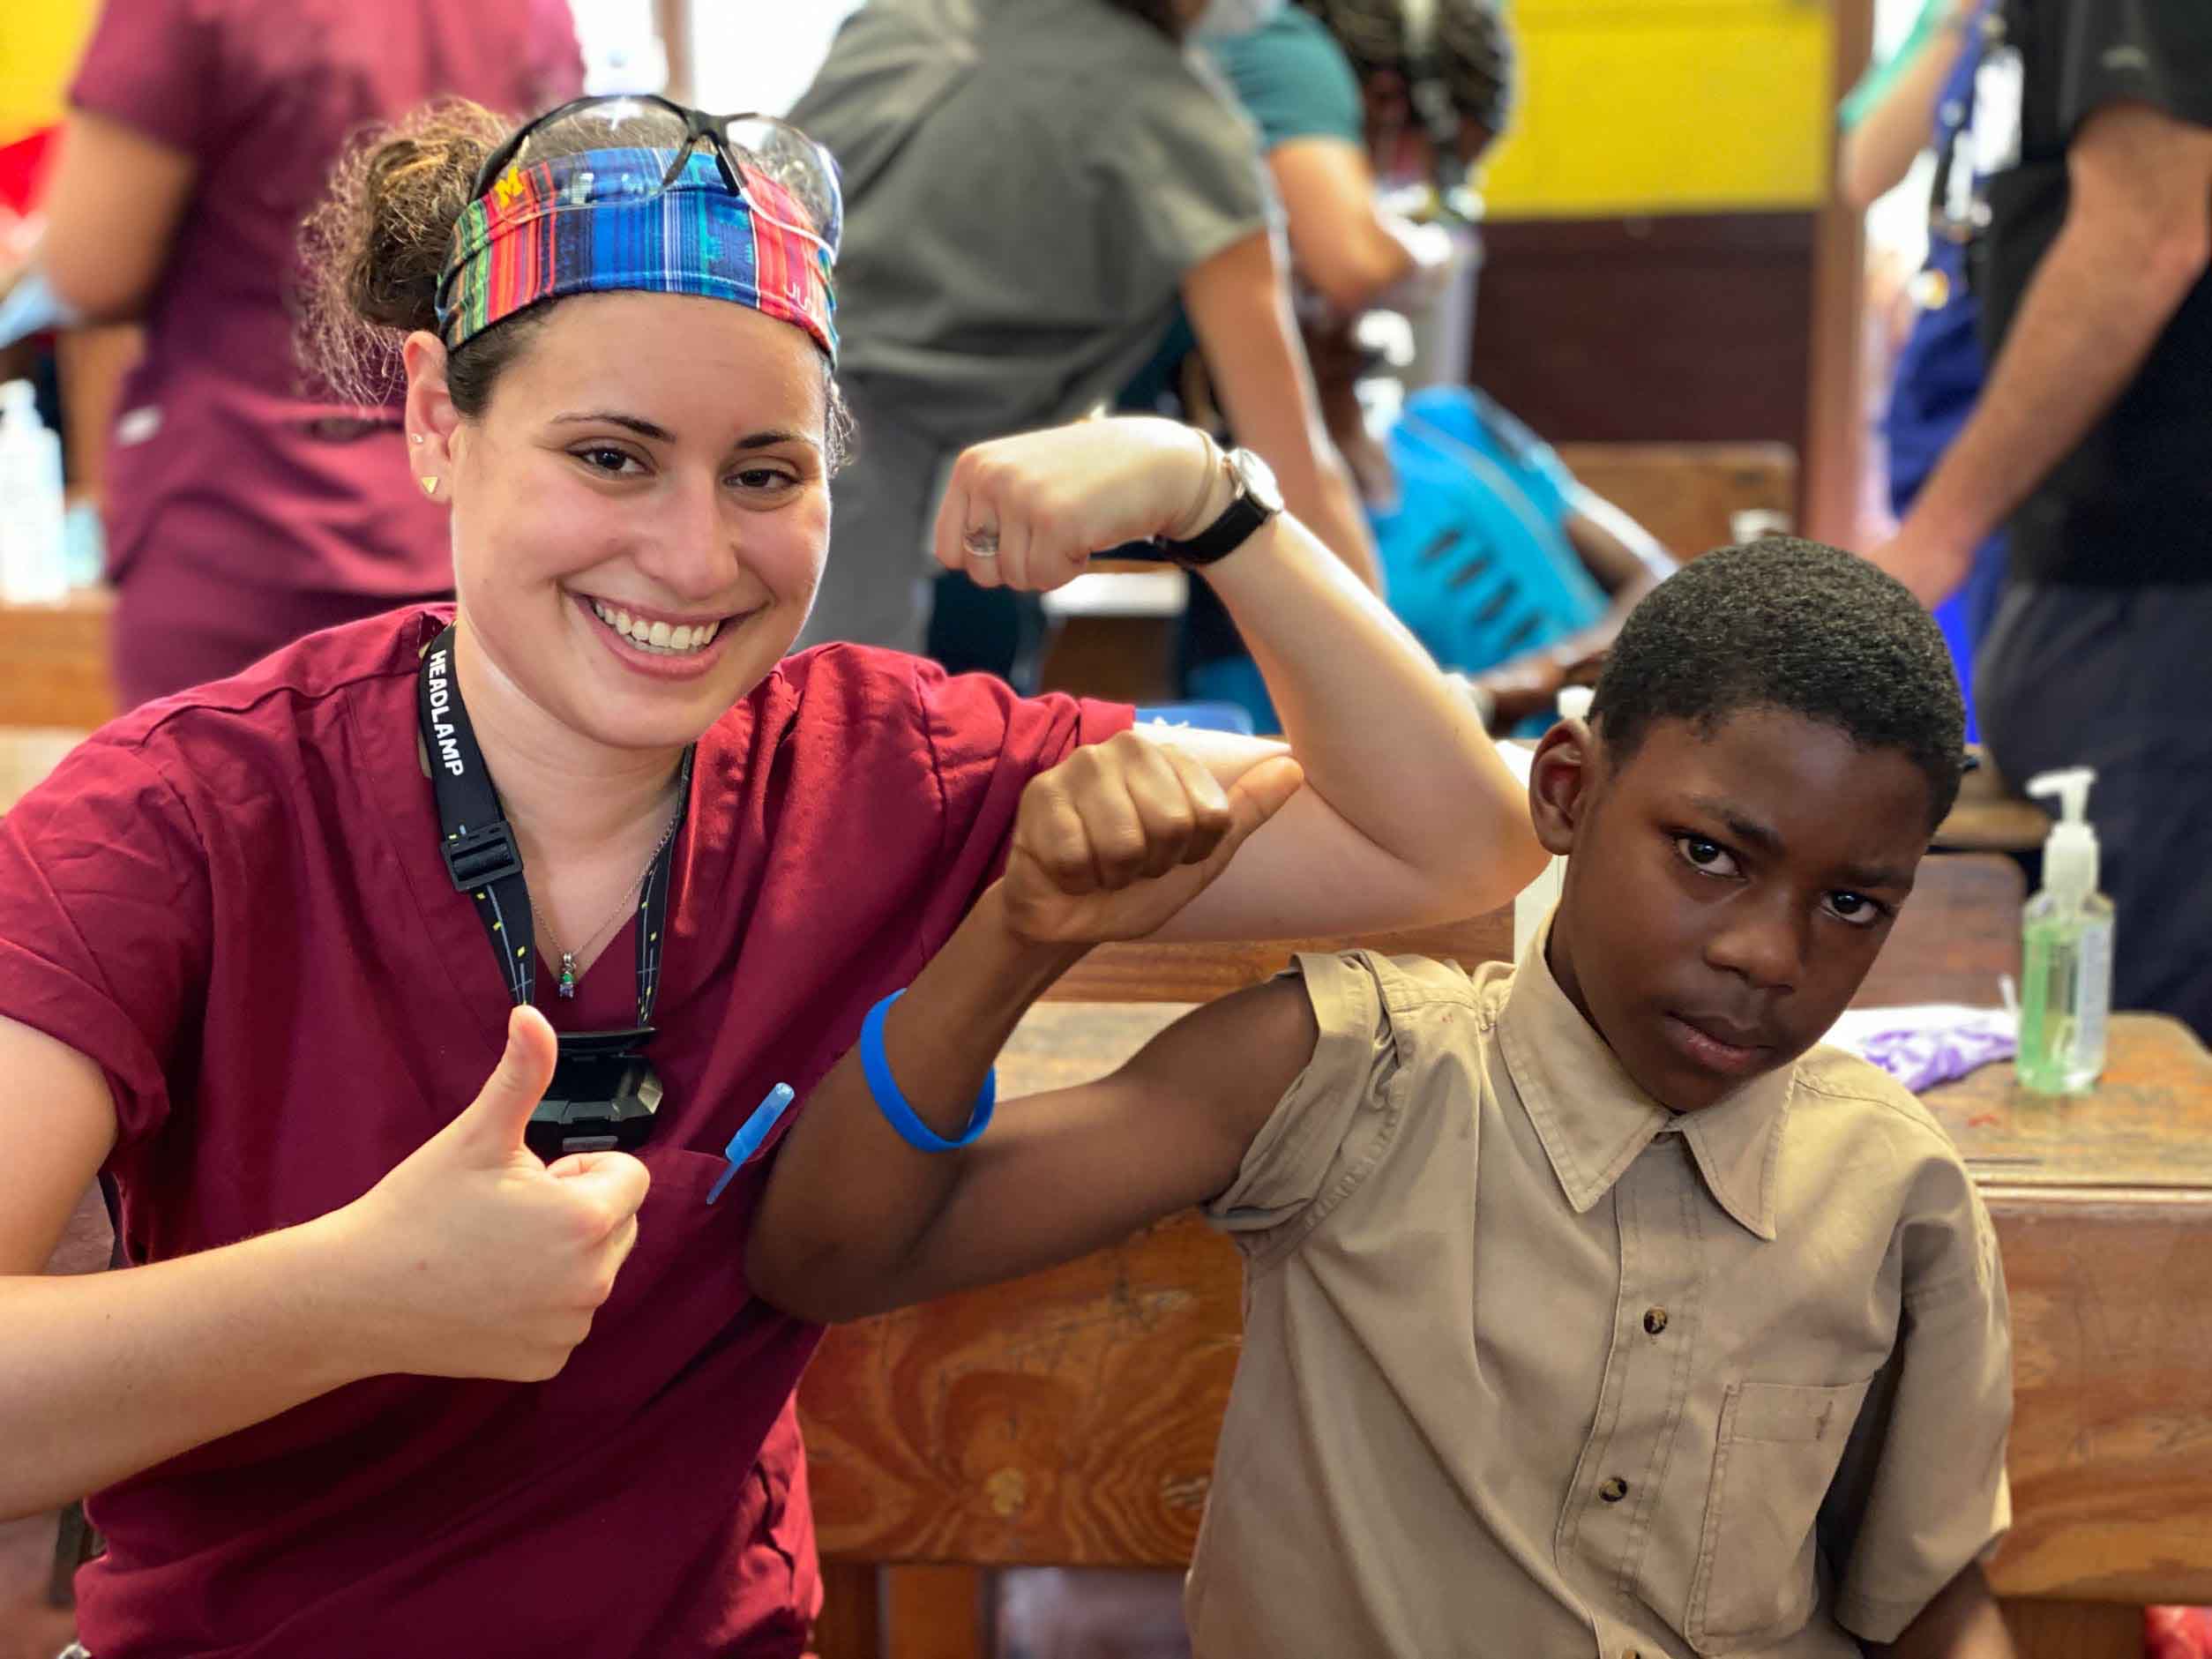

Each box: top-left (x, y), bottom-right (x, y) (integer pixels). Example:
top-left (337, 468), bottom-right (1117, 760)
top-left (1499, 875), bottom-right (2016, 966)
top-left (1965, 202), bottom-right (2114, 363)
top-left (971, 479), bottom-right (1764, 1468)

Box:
top-left (2016, 766), bottom-right (2115, 1095)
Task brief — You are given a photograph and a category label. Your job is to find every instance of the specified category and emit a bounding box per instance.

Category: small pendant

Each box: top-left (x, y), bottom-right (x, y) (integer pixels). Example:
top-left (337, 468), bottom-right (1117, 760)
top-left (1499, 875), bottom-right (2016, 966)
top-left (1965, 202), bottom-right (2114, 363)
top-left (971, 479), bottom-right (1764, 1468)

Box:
top-left (557, 954), bottom-right (578, 999)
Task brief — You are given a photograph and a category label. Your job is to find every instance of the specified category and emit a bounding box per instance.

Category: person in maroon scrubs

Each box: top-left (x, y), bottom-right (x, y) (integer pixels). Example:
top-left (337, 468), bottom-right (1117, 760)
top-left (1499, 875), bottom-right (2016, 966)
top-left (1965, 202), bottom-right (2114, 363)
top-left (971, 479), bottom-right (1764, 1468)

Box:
top-left (0, 97), bottom-right (1543, 1656)
top-left (34, 0), bottom-right (584, 707)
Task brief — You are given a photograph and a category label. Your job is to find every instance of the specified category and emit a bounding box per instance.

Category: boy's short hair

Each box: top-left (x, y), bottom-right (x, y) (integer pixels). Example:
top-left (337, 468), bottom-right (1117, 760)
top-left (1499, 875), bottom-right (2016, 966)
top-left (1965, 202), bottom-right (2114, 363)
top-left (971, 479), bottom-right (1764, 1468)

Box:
top-left (1588, 538), bottom-right (1968, 826)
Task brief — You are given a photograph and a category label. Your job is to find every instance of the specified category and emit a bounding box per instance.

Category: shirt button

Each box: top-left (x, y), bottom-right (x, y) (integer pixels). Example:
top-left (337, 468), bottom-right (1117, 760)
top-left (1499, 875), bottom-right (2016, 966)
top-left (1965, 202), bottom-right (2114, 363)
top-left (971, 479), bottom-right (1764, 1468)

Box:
top-left (1643, 1307), bottom-right (1669, 1336)
top-left (1600, 1476), bottom-right (1630, 1503)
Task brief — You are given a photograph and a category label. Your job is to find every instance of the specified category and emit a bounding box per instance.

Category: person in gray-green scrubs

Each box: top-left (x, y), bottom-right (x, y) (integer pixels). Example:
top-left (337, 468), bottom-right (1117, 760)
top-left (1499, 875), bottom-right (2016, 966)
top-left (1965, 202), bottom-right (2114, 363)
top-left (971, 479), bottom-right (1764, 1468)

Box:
top-left (789, 0), bottom-right (1377, 668)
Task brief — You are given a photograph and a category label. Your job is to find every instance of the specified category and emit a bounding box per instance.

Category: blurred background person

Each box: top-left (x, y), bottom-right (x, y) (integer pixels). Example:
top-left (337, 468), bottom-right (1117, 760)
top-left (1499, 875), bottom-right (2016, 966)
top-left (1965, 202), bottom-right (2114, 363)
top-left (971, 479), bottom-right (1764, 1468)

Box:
top-left (1839, 0), bottom-right (2003, 735)
top-left (1159, 0), bottom-right (1670, 734)
top-left (1870, 0), bottom-right (2212, 1038)
top-left (788, 0), bottom-right (1377, 685)
top-left (10, 0), bottom-right (583, 708)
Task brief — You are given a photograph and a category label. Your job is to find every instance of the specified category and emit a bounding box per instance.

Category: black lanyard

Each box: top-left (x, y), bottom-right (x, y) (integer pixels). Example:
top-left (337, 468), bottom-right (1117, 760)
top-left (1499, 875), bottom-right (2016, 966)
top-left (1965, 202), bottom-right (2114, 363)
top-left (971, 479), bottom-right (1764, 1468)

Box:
top-left (417, 624), bottom-right (691, 1026)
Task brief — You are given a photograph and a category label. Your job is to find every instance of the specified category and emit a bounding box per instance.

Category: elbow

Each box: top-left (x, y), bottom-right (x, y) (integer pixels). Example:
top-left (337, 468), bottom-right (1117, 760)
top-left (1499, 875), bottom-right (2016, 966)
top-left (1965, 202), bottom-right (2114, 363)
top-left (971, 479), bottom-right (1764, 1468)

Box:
top-left (1416, 762), bottom-right (1547, 920)
top-left (1304, 235), bottom-right (1412, 315)
top-left (747, 1233), bottom-right (897, 1326)
top-left (1836, 149), bottom-right (1884, 215)
top-left (42, 252), bottom-right (151, 325)
top-left (2147, 221), bottom-right (2212, 311)
top-left (745, 1229), bottom-right (838, 1324)
top-left (749, 1259), bottom-right (862, 1326)
top-left (1488, 806), bottom-right (1551, 910)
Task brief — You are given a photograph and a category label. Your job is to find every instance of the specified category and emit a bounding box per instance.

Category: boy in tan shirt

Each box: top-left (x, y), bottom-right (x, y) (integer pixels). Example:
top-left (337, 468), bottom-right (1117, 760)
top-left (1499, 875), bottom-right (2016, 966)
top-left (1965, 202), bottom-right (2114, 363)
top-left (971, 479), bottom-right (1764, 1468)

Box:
top-left (756, 540), bottom-right (2014, 1657)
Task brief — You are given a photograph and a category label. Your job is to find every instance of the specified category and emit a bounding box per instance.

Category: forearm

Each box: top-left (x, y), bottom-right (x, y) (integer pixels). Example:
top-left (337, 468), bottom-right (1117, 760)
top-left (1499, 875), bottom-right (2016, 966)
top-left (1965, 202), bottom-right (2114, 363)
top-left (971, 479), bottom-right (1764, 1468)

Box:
top-left (1183, 228), bottom-right (1381, 590)
top-left (748, 886), bottom-right (1087, 1322)
top-left (1270, 434), bottom-right (1382, 591)
top-left (1898, 204), bottom-right (2206, 581)
top-left (1520, 580), bottom-right (1653, 696)
top-left (1530, 503), bottom-right (1671, 682)
top-left (1298, 214), bottom-right (1418, 314)
top-left (0, 1215), bottom-right (374, 1519)
top-left (1841, 21), bottom-right (1969, 211)
top-left (1207, 517), bottom-right (1543, 910)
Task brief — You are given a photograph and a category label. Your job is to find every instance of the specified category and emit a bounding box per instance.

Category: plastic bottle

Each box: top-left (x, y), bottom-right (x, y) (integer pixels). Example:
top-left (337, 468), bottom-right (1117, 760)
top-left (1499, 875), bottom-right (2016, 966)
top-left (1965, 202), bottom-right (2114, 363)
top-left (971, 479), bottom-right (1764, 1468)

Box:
top-left (0, 378), bottom-right (67, 603)
top-left (2015, 766), bottom-right (2115, 1095)
top-left (1513, 685), bottom-right (1594, 962)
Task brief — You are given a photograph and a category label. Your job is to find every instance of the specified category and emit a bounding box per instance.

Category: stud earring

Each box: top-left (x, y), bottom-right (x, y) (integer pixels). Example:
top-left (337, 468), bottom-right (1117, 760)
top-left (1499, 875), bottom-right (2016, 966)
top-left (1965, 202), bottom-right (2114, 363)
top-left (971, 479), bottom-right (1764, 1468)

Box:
top-left (409, 433), bottom-right (424, 446)
top-left (420, 476), bottom-right (439, 497)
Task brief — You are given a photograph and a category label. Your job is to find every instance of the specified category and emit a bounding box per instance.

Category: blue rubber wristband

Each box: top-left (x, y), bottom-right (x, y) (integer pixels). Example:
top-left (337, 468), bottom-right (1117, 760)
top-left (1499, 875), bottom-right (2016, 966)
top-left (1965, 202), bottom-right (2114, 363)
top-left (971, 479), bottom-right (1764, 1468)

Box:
top-left (861, 990), bottom-right (997, 1152)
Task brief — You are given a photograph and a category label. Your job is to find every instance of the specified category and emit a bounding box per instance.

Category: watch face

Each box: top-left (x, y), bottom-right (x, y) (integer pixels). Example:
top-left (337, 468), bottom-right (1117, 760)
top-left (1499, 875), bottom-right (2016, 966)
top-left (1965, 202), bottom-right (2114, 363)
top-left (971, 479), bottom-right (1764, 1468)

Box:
top-left (1229, 446), bottom-right (1284, 515)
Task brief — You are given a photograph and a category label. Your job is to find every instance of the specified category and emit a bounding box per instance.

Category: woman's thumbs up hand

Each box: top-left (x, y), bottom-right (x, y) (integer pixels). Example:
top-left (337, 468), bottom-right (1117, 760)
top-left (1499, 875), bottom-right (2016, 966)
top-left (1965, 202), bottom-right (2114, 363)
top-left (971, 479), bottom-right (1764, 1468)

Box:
top-left (329, 1006), bottom-right (651, 1382)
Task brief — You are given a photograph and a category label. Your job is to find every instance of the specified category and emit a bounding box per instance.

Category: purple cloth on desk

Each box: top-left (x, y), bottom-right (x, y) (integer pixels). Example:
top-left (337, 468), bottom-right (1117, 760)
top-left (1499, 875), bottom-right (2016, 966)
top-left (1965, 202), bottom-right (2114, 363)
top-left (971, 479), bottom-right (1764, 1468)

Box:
top-left (1825, 1006), bottom-right (2017, 1094)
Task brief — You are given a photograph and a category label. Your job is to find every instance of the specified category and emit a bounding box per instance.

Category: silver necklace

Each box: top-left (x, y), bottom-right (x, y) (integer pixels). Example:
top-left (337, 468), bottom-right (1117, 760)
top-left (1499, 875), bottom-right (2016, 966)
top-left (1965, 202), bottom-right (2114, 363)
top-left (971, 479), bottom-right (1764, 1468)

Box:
top-left (532, 796), bottom-right (684, 1000)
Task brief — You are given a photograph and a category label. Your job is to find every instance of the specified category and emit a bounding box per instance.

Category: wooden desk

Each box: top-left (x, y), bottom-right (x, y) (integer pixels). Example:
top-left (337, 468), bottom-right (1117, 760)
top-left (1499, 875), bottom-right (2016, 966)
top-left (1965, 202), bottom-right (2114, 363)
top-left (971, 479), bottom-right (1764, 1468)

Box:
top-left (805, 1006), bottom-right (2212, 1658)
top-left (0, 729), bottom-right (87, 813)
top-left (1939, 751), bottom-right (2050, 856)
top-left (1553, 440), bottom-right (1797, 558)
top-left (0, 589), bottom-right (116, 730)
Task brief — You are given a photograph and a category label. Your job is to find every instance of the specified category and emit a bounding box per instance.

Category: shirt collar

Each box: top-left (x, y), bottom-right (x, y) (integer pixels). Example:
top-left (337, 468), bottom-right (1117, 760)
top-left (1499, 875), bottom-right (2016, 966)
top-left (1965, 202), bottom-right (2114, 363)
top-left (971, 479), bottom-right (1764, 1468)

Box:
top-left (1496, 917), bottom-right (1795, 1241)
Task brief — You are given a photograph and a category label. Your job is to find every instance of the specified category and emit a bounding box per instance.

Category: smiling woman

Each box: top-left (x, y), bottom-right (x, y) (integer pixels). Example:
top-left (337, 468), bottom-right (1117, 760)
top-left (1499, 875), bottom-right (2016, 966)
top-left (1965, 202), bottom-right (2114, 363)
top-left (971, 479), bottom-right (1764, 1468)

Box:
top-left (0, 89), bottom-right (1541, 1656)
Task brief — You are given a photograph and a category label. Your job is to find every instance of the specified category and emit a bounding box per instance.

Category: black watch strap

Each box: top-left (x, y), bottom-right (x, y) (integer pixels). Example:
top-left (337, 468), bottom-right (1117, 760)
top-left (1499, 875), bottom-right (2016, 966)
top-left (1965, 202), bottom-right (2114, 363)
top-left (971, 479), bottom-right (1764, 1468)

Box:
top-left (1150, 445), bottom-right (1282, 567)
top-left (1153, 490), bottom-right (1273, 566)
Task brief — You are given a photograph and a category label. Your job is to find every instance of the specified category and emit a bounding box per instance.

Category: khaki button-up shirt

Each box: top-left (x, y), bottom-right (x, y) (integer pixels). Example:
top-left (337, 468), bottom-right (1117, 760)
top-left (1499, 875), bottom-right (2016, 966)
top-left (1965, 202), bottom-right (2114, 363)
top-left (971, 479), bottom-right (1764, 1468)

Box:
top-left (1186, 944), bottom-right (2011, 1658)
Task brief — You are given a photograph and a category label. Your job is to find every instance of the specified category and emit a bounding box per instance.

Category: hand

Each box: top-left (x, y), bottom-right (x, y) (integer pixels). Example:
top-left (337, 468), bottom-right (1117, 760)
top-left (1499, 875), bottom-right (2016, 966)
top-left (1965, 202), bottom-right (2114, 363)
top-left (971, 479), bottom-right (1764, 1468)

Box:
top-left (1002, 731), bottom-right (1304, 944)
top-left (1463, 655), bottom-right (1565, 734)
top-left (1865, 522), bottom-right (1972, 609)
top-left (932, 416), bottom-right (1231, 593)
top-left (333, 1006), bottom-right (651, 1383)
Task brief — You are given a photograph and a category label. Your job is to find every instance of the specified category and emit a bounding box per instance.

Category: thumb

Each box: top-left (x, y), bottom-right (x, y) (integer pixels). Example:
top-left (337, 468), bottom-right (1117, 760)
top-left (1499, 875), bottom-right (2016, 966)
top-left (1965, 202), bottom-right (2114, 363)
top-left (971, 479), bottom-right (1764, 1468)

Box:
top-left (1198, 756), bottom-right (1304, 878)
top-left (548, 1149), bottom-right (653, 1219)
top-left (449, 1004), bottom-right (559, 1162)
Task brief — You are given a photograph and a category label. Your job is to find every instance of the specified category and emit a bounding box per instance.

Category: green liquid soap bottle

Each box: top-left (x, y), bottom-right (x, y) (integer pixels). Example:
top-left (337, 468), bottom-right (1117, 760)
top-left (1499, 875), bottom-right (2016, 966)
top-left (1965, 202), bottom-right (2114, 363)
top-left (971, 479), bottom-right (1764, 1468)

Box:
top-left (2016, 766), bottom-right (2115, 1095)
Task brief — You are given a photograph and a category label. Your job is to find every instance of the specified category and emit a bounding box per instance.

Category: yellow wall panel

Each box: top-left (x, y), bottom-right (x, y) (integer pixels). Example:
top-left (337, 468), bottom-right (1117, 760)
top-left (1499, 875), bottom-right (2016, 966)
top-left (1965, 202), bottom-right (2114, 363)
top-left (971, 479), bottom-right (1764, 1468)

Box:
top-left (1480, 1), bottom-right (1837, 220)
top-left (0, 0), bottom-right (99, 149)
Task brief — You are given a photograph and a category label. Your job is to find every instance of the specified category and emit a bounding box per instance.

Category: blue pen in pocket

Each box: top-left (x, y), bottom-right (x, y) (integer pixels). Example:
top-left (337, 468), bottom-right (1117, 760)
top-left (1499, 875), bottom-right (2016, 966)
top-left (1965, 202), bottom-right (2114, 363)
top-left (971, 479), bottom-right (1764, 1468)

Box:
top-left (707, 1082), bottom-right (796, 1205)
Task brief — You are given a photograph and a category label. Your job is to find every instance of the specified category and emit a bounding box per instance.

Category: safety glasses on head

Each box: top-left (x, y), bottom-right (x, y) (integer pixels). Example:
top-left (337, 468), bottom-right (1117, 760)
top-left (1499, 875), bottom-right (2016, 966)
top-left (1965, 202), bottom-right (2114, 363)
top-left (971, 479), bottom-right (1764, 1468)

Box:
top-left (437, 94), bottom-right (841, 362)
top-left (468, 93), bottom-right (843, 254)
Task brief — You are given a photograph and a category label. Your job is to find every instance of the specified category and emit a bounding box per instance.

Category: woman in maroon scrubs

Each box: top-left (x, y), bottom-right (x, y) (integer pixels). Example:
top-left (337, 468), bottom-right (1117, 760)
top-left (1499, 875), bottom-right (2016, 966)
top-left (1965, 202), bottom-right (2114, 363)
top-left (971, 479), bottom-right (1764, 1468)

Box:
top-left (0, 98), bottom-right (1541, 1655)
top-left (38, 0), bottom-right (584, 706)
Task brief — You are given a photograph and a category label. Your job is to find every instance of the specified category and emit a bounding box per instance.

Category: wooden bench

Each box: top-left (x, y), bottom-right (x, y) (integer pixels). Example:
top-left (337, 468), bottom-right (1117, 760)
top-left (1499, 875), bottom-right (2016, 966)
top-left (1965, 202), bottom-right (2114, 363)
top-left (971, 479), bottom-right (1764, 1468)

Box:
top-left (0, 589), bottom-right (116, 731)
top-left (803, 854), bottom-right (2212, 1659)
top-left (1553, 440), bottom-right (1797, 558)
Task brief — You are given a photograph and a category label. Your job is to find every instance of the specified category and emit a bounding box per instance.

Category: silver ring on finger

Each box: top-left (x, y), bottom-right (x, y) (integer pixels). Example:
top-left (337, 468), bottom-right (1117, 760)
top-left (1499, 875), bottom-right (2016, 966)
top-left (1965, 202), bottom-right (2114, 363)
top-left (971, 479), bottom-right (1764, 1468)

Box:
top-left (963, 525), bottom-right (1001, 558)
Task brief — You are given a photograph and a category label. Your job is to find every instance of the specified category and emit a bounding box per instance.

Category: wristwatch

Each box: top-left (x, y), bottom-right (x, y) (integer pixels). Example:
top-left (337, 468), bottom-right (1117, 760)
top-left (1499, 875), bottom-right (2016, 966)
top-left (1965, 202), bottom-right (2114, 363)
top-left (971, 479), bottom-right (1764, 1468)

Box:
top-left (1150, 445), bottom-right (1284, 567)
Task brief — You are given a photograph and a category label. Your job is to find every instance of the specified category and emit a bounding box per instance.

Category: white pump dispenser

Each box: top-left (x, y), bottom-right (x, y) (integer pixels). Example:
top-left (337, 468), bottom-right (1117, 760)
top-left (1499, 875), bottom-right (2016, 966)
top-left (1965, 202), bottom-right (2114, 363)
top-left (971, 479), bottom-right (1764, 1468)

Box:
top-left (2016, 766), bottom-right (2114, 1095)
top-left (0, 378), bottom-right (66, 604)
top-left (2027, 767), bottom-right (2098, 900)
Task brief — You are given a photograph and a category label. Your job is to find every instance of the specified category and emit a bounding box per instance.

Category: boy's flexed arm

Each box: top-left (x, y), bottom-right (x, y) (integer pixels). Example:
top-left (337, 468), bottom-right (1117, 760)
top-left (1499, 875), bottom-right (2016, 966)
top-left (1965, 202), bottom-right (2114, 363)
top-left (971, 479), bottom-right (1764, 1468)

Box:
top-left (748, 732), bottom-right (1316, 1324)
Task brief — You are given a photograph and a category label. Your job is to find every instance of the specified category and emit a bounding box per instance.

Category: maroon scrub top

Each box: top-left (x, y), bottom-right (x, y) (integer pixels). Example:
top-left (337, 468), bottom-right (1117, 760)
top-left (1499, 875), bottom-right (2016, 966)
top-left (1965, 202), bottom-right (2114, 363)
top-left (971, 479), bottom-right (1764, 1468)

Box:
top-left (0, 608), bottom-right (1132, 1656)
top-left (66, 0), bottom-right (586, 706)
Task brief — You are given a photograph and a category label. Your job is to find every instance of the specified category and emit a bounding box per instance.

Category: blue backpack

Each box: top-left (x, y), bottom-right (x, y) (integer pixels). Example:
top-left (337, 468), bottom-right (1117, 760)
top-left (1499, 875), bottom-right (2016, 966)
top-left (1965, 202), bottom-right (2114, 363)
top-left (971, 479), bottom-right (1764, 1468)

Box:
top-left (1371, 387), bottom-right (1607, 676)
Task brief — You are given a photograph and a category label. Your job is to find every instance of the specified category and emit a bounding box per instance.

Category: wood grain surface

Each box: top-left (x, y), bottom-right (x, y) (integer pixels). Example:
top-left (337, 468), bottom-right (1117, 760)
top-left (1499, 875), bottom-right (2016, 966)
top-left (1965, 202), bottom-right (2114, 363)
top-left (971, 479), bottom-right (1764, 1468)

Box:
top-left (0, 592), bottom-right (116, 730)
top-left (1553, 440), bottom-right (1797, 557)
top-left (0, 729), bottom-right (86, 813)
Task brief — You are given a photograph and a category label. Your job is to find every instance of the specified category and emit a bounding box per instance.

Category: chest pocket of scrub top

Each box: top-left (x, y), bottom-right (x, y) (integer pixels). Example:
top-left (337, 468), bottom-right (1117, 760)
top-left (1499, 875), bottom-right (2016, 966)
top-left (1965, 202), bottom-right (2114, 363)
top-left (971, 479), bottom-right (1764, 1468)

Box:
top-left (1684, 1376), bottom-right (1873, 1653)
top-left (526, 1147), bottom-right (766, 1431)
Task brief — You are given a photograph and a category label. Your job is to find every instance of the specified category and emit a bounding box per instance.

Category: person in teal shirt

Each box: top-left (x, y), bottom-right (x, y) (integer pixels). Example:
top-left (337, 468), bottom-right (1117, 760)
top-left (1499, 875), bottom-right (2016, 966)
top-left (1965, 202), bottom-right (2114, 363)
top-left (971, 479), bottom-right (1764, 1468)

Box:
top-left (1168, 0), bottom-right (1672, 734)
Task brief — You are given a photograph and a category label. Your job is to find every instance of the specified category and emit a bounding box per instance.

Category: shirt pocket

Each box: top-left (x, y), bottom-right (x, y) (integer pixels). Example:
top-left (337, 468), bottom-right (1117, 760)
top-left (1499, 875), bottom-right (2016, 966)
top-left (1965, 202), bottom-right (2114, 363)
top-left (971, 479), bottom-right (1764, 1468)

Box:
top-left (1684, 1376), bottom-right (1873, 1654)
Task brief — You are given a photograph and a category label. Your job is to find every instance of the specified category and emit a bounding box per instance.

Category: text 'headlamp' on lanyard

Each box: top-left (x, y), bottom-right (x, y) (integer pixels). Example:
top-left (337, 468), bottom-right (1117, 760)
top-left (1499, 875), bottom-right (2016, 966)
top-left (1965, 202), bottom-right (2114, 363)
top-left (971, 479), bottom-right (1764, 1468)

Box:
top-left (418, 624), bottom-right (691, 1159)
